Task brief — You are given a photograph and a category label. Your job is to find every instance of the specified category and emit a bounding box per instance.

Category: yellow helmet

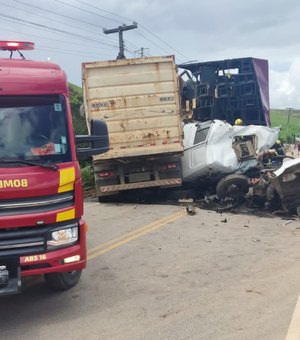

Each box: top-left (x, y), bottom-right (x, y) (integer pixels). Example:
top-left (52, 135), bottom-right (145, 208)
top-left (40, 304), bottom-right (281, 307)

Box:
top-left (276, 139), bottom-right (281, 145)
top-left (234, 118), bottom-right (243, 126)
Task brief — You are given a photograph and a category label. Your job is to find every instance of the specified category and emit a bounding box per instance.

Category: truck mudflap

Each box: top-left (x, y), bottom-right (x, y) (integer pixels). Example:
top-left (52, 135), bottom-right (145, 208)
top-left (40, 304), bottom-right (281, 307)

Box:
top-left (0, 257), bottom-right (21, 296)
top-left (100, 178), bottom-right (182, 193)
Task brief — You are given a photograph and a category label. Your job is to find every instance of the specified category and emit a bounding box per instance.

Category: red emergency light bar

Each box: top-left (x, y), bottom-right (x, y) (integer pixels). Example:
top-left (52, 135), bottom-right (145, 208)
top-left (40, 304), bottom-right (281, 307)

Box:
top-left (0, 41), bottom-right (34, 51)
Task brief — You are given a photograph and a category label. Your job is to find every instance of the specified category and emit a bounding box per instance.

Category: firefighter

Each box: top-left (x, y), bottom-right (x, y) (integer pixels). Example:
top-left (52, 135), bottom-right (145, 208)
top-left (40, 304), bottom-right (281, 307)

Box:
top-left (234, 118), bottom-right (244, 126)
top-left (273, 139), bottom-right (285, 156)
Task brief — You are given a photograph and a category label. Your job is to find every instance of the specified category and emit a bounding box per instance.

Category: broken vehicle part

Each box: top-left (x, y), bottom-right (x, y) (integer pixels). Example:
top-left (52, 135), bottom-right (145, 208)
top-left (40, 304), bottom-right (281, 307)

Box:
top-left (216, 174), bottom-right (250, 202)
top-left (271, 158), bottom-right (300, 215)
top-left (181, 119), bottom-right (279, 182)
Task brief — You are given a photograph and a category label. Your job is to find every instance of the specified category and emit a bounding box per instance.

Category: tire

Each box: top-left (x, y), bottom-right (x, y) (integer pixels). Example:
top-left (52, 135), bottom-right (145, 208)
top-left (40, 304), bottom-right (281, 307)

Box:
top-left (98, 194), bottom-right (120, 203)
top-left (44, 270), bottom-right (82, 291)
top-left (216, 174), bottom-right (250, 201)
top-left (98, 196), bottom-right (112, 203)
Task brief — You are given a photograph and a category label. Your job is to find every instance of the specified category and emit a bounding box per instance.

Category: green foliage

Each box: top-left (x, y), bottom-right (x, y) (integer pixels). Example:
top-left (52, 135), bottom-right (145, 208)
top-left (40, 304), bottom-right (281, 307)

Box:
top-left (80, 164), bottom-right (94, 190)
top-left (68, 83), bottom-right (88, 135)
top-left (270, 109), bottom-right (300, 143)
top-left (69, 83), bottom-right (95, 189)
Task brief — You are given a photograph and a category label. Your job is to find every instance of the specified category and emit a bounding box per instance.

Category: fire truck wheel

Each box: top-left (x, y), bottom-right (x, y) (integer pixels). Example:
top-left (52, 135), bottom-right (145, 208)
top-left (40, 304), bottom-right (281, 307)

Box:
top-left (44, 270), bottom-right (82, 291)
top-left (216, 174), bottom-right (250, 202)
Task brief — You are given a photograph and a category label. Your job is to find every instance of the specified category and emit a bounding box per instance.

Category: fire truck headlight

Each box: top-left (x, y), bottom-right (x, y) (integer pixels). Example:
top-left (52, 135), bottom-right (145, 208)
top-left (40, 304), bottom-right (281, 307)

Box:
top-left (47, 224), bottom-right (78, 250)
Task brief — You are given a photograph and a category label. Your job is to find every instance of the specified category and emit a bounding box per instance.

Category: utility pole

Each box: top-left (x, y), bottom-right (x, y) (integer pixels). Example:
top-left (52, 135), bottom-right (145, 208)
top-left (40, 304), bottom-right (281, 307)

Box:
top-left (140, 47), bottom-right (144, 57)
top-left (103, 23), bottom-right (138, 60)
top-left (134, 47), bottom-right (149, 58)
top-left (286, 107), bottom-right (294, 142)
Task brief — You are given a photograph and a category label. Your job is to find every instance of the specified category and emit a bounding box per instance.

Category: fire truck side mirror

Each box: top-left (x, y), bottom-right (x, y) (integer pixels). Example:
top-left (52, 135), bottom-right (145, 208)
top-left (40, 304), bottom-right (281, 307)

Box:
top-left (75, 119), bottom-right (109, 161)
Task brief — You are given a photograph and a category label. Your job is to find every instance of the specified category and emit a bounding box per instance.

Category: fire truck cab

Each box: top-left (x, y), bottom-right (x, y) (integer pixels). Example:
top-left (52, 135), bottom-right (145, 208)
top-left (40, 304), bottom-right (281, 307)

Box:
top-left (0, 41), bottom-right (109, 295)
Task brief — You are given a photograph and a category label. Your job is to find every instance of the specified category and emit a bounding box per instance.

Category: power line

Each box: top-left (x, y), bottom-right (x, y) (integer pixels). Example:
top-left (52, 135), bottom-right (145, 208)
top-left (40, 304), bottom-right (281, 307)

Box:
top-left (13, 0), bottom-right (105, 29)
top-left (53, 0), bottom-right (140, 50)
top-left (138, 24), bottom-right (190, 61)
top-left (68, 0), bottom-right (168, 54)
top-left (0, 1), bottom-right (104, 39)
top-left (11, 0), bottom-right (128, 48)
top-left (0, 25), bottom-right (115, 51)
top-left (38, 45), bottom-right (114, 59)
top-left (11, 0), bottom-right (191, 62)
top-left (0, 13), bottom-right (119, 48)
top-left (72, 0), bottom-right (132, 23)
top-left (64, 0), bottom-right (191, 61)
top-left (12, 0), bottom-right (139, 51)
top-left (134, 30), bottom-right (170, 56)
top-left (54, 0), bottom-right (122, 25)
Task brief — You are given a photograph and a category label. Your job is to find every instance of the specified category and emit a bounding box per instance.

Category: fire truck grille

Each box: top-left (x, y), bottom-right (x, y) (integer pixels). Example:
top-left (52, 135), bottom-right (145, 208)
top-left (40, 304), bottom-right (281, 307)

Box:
top-left (0, 225), bottom-right (52, 257)
top-left (0, 192), bottom-right (74, 216)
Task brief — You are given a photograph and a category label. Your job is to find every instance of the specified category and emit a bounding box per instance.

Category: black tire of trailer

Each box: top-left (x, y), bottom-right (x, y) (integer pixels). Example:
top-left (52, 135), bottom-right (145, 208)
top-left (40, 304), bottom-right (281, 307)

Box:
top-left (98, 195), bottom-right (117, 203)
top-left (44, 270), bottom-right (82, 291)
top-left (216, 174), bottom-right (250, 201)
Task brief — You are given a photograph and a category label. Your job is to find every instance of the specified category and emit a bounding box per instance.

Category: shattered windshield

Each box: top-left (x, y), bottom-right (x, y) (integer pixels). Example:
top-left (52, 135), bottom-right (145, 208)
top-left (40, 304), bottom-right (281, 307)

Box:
top-left (0, 95), bottom-right (71, 164)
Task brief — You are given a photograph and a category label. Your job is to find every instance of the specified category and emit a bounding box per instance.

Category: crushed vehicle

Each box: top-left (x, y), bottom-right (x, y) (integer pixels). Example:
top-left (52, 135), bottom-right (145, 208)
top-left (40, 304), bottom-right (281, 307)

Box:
top-left (213, 157), bottom-right (300, 216)
top-left (182, 122), bottom-right (300, 215)
top-left (180, 119), bottom-right (300, 215)
top-left (181, 119), bottom-right (278, 183)
top-left (266, 158), bottom-right (300, 215)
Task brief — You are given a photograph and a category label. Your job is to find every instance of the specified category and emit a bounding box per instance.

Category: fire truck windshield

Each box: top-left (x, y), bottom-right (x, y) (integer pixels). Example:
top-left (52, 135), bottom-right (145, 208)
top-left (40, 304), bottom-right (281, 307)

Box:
top-left (0, 95), bottom-right (71, 164)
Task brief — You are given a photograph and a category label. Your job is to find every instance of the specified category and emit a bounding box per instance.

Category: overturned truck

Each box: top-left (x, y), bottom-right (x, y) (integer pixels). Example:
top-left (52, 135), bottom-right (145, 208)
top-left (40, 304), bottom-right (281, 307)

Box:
top-left (179, 57), bottom-right (270, 126)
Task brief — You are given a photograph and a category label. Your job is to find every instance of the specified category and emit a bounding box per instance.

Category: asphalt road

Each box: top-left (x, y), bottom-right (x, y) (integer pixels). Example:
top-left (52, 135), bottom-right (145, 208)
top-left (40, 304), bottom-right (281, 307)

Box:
top-left (1, 200), bottom-right (300, 340)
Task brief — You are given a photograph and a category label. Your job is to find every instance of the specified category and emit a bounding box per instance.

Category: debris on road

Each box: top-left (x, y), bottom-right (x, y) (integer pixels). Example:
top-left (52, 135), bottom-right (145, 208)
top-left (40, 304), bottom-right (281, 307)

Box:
top-left (186, 205), bottom-right (196, 215)
top-left (283, 220), bottom-right (294, 226)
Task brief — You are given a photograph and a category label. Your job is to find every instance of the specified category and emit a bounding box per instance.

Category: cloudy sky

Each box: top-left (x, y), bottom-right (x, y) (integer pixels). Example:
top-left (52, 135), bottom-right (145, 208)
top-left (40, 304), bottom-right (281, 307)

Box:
top-left (1, 0), bottom-right (300, 109)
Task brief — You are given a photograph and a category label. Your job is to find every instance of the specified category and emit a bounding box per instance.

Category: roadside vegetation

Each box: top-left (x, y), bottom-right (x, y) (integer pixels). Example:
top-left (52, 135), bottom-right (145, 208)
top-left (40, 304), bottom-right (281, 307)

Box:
top-left (271, 109), bottom-right (300, 143)
top-left (68, 83), bottom-right (94, 190)
top-left (68, 83), bottom-right (87, 135)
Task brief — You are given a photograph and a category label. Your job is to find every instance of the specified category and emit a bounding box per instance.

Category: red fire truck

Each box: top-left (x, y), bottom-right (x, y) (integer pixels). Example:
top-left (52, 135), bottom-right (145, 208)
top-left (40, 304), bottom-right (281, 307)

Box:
top-left (0, 41), bottom-right (109, 295)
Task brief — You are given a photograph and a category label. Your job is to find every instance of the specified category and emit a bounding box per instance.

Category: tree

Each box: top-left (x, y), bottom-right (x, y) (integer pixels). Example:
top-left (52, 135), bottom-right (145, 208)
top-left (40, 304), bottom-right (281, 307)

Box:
top-left (68, 83), bottom-right (88, 135)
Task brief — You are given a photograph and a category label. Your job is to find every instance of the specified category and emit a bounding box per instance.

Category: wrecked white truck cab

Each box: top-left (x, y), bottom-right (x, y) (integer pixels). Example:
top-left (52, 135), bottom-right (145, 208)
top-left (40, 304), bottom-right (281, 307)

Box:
top-left (181, 119), bottom-right (279, 182)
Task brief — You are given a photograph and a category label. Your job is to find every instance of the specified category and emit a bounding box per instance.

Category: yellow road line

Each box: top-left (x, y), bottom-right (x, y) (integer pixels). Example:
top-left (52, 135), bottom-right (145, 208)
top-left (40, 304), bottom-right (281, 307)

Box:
top-left (88, 209), bottom-right (185, 255)
top-left (285, 294), bottom-right (300, 340)
top-left (87, 209), bottom-right (186, 260)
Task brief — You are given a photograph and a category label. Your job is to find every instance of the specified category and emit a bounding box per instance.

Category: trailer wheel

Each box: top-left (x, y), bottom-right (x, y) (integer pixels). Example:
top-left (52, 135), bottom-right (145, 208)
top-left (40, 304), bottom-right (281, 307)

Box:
top-left (216, 174), bottom-right (249, 202)
top-left (44, 270), bottom-right (82, 291)
top-left (98, 194), bottom-right (120, 203)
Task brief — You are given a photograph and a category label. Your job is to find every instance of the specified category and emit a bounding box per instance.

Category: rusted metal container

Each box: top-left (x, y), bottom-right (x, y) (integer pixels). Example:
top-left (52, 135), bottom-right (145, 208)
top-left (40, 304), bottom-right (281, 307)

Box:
top-left (82, 56), bottom-right (183, 160)
top-left (82, 56), bottom-right (184, 198)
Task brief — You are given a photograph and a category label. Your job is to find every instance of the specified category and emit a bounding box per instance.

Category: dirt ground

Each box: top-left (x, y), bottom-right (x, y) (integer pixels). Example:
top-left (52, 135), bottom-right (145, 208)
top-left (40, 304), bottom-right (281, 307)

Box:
top-left (1, 199), bottom-right (300, 340)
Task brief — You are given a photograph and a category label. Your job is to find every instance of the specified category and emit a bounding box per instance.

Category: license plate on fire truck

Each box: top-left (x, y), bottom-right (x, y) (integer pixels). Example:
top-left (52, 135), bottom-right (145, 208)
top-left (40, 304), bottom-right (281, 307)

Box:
top-left (0, 257), bottom-right (21, 296)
